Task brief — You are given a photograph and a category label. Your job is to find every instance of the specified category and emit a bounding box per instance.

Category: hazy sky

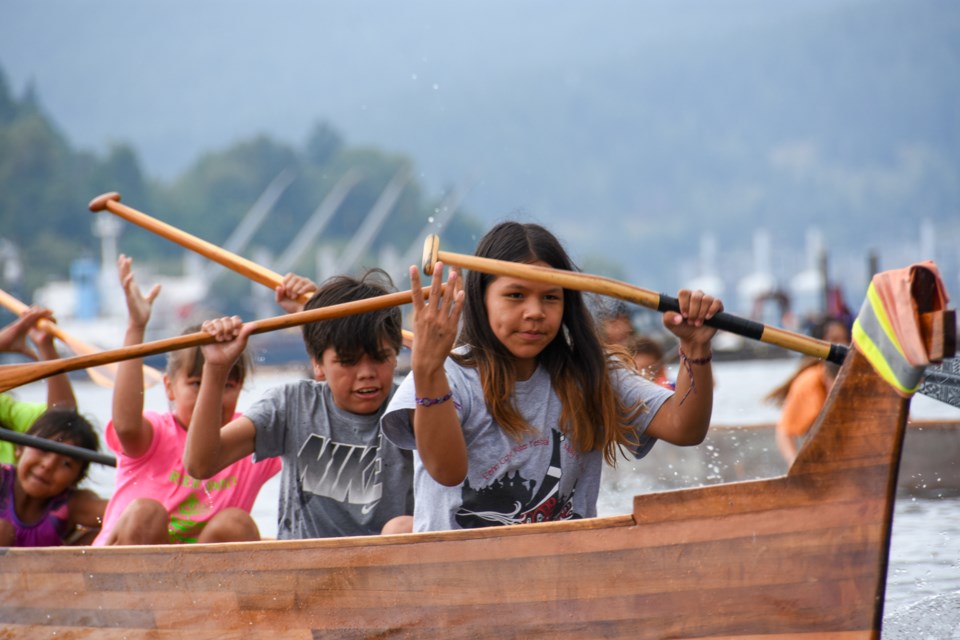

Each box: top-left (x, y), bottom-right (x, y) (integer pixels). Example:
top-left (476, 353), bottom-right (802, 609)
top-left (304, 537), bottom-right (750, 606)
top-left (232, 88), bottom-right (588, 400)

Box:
top-left (2, 0), bottom-right (956, 302)
top-left (0, 1), bottom-right (840, 188)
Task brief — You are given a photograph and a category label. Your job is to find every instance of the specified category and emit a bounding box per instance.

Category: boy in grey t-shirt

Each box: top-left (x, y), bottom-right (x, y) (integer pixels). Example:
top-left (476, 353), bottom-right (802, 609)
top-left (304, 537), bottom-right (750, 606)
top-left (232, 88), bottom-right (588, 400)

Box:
top-left (184, 269), bottom-right (413, 539)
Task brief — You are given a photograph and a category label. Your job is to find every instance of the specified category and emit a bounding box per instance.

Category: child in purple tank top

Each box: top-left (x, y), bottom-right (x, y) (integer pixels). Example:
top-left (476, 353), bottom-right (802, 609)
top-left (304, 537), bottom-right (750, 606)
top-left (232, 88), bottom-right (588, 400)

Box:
top-left (0, 409), bottom-right (106, 547)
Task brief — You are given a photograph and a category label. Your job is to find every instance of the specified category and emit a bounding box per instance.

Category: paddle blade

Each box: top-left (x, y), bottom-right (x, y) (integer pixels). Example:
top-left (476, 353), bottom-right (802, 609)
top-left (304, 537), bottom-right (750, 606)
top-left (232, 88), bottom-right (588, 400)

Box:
top-left (0, 287), bottom-right (163, 390)
top-left (55, 330), bottom-right (165, 390)
top-left (58, 357), bottom-right (164, 390)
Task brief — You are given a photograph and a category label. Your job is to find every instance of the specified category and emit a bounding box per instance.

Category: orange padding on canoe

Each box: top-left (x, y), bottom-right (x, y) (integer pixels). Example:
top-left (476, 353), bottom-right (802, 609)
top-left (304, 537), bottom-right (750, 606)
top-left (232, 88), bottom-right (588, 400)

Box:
top-left (870, 261), bottom-right (949, 366)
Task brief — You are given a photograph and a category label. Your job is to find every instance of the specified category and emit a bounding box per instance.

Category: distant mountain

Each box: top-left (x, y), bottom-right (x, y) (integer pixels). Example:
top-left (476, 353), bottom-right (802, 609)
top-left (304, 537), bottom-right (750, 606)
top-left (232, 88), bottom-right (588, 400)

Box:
top-left (1, 0), bottom-right (958, 302)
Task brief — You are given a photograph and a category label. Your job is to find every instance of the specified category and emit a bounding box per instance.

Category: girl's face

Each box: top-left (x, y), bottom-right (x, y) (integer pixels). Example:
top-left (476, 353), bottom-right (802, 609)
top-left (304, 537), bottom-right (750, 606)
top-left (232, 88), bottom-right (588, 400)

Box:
top-left (15, 443), bottom-right (83, 499)
top-left (164, 370), bottom-right (243, 429)
top-left (484, 265), bottom-right (564, 380)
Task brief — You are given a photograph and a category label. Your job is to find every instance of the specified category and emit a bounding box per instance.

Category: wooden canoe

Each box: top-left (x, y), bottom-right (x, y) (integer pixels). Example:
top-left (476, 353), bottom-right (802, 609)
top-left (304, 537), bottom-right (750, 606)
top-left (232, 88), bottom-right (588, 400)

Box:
top-left (0, 263), bottom-right (954, 639)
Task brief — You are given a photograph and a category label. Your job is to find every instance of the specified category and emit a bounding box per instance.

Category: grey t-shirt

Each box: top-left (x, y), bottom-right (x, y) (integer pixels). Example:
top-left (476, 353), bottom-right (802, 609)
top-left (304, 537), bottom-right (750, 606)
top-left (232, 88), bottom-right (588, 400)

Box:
top-left (246, 379), bottom-right (414, 540)
top-left (381, 360), bottom-right (671, 532)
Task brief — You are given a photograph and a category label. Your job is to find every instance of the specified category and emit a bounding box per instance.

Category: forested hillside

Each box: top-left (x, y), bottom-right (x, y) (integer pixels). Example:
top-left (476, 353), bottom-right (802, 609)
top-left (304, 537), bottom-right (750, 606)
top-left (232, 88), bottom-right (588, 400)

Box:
top-left (0, 68), bottom-right (482, 310)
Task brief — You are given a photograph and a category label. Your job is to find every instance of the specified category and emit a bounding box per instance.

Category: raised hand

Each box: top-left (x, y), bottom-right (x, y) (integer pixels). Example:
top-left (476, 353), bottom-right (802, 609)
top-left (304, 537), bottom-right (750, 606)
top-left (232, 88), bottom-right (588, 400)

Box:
top-left (27, 316), bottom-right (58, 358)
top-left (0, 306), bottom-right (53, 360)
top-left (275, 273), bottom-right (317, 313)
top-left (118, 254), bottom-right (161, 329)
top-left (409, 262), bottom-right (464, 377)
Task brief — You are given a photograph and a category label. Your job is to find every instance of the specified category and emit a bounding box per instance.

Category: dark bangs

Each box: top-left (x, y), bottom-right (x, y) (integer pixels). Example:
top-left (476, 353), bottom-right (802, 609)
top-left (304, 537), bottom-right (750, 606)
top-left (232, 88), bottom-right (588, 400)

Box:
top-left (302, 269), bottom-right (403, 363)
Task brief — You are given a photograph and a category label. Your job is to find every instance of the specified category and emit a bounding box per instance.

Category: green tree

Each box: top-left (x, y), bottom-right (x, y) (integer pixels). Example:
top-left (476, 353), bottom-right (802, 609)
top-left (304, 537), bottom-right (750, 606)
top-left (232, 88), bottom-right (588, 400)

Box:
top-left (0, 66), bottom-right (485, 312)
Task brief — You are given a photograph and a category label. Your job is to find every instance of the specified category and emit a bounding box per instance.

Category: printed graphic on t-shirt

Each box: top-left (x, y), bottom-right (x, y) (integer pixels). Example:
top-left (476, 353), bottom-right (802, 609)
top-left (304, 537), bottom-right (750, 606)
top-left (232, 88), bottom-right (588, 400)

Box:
top-left (164, 470), bottom-right (242, 543)
top-left (455, 431), bottom-right (579, 528)
top-left (169, 494), bottom-right (208, 543)
top-left (297, 433), bottom-right (383, 510)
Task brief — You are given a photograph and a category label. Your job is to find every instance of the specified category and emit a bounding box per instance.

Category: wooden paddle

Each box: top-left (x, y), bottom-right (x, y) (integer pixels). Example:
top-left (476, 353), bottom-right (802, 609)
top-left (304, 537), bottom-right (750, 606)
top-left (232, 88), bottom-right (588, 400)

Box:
top-left (89, 192), bottom-right (415, 347)
top-left (90, 192), bottom-right (302, 300)
top-left (422, 234), bottom-right (844, 365)
top-left (0, 428), bottom-right (116, 467)
top-left (0, 288), bottom-right (163, 389)
top-left (0, 290), bottom-right (415, 393)
top-left (422, 234), bottom-right (960, 409)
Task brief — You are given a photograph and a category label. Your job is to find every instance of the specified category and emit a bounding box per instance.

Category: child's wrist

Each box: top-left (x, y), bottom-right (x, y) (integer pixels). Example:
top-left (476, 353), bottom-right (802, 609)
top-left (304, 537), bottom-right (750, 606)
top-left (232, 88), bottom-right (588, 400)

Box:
top-left (678, 348), bottom-right (712, 365)
top-left (678, 341), bottom-right (712, 362)
top-left (202, 361), bottom-right (234, 376)
top-left (411, 363), bottom-right (449, 383)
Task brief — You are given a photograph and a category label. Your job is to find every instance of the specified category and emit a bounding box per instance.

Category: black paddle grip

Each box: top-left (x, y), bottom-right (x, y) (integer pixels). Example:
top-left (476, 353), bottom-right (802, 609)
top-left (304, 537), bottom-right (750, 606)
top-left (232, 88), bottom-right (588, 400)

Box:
top-left (0, 429), bottom-right (117, 467)
top-left (657, 294), bottom-right (849, 365)
top-left (657, 294), bottom-right (765, 340)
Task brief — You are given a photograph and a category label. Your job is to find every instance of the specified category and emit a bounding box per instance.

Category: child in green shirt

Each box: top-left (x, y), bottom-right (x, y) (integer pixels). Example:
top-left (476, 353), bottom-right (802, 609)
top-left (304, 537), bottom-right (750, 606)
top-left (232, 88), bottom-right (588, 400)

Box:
top-left (0, 307), bottom-right (77, 463)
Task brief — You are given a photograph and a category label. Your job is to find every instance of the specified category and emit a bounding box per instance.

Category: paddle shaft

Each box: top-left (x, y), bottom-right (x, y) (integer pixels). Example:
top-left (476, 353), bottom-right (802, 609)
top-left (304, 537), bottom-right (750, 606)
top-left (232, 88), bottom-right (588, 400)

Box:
top-left (89, 192), bottom-right (313, 305)
top-left (89, 192), bottom-right (416, 345)
top-left (424, 241), bottom-right (848, 365)
top-left (0, 428), bottom-right (116, 467)
top-left (0, 290), bottom-right (414, 393)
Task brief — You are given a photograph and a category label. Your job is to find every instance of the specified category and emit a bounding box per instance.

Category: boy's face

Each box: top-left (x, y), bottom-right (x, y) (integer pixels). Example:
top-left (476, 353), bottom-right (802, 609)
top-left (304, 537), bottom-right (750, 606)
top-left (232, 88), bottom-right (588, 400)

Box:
top-left (313, 339), bottom-right (398, 415)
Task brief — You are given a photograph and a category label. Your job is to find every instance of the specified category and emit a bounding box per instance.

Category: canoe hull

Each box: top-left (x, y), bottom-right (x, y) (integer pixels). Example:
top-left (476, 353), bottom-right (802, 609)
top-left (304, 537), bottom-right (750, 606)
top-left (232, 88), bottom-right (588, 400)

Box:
top-left (0, 350), bottom-right (903, 639)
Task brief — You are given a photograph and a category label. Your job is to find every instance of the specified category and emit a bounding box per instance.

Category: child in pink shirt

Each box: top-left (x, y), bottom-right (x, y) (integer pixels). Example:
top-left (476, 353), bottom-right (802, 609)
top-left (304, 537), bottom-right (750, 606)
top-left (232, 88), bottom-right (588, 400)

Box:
top-left (93, 255), bottom-right (311, 545)
top-left (94, 407), bottom-right (279, 544)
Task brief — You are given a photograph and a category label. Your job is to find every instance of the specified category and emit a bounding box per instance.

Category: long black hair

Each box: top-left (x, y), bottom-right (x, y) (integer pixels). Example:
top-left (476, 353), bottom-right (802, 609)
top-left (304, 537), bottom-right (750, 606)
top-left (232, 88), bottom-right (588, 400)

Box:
top-left (454, 222), bottom-right (641, 462)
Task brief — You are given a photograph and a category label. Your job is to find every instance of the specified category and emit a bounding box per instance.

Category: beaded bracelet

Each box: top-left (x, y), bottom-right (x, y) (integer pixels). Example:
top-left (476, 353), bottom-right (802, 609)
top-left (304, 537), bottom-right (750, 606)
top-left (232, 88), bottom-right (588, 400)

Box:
top-left (679, 349), bottom-right (712, 366)
top-left (415, 391), bottom-right (453, 407)
top-left (677, 348), bottom-right (713, 405)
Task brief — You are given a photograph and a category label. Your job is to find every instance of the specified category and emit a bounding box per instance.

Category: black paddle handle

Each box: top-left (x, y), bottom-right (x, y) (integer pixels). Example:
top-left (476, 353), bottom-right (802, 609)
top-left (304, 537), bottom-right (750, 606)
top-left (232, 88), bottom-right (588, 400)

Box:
top-left (657, 294), bottom-right (850, 366)
top-left (0, 428), bottom-right (116, 467)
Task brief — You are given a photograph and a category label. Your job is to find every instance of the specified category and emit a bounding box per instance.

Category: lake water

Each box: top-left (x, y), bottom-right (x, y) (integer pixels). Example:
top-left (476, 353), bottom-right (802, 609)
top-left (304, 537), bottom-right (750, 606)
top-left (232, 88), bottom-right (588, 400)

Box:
top-left (7, 356), bottom-right (959, 634)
